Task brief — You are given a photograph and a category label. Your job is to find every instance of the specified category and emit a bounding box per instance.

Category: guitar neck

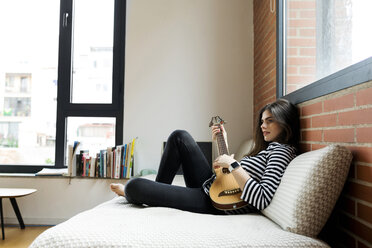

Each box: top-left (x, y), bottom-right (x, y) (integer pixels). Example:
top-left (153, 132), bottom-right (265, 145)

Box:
top-left (216, 126), bottom-right (229, 155)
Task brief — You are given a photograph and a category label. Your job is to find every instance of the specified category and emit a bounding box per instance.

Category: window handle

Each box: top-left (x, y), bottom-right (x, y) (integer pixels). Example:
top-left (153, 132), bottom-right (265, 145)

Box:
top-left (63, 12), bottom-right (69, 28)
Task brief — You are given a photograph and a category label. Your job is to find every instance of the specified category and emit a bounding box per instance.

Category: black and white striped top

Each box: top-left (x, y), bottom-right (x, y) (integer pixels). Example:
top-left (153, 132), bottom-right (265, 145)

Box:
top-left (202, 142), bottom-right (297, 215)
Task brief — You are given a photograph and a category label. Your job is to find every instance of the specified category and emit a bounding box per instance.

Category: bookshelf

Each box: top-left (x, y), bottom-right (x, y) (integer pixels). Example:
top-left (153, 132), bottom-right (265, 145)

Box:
top-left (67, 138), bottom-right (138, 179)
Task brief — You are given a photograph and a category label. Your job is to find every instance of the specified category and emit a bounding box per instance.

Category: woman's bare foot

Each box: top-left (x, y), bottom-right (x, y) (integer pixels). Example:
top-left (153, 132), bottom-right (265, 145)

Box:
top-left (110, 183), bottom-right (125, 196)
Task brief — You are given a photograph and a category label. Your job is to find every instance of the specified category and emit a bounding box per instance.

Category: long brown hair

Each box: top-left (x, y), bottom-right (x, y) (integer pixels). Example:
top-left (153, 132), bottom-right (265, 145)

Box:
top-left (248, 99), bottom-right (300, 156)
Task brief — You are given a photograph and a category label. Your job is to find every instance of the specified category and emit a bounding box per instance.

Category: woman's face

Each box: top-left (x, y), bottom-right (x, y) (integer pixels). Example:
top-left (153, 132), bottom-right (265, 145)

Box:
top-left (261, 110), bottom-right (283, 143)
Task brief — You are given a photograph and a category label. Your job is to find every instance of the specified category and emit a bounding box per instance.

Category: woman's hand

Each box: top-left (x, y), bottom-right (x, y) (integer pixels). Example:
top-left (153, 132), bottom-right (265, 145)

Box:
top-left (213, 154), bottom-right (236, 169)
top-left (211, 124), bottom-right (227, 142)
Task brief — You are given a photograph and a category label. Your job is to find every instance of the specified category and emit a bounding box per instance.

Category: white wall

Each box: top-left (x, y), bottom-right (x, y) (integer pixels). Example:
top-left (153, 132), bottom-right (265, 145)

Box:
top-left (124, 0), bottom-right (254, 174)
top-left (0, 0), bottom-right (254, 225)
top-left (0, 176), bottom-right (120, 225)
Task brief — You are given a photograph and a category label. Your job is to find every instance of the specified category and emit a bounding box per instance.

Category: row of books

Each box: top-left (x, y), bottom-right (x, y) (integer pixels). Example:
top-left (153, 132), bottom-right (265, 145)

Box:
top-left (67, 138), bottom-right (137, 179)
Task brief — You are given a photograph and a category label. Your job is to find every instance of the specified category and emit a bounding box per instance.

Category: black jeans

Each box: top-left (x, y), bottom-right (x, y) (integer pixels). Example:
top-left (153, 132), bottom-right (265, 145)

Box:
top-left (125, 130), bottom-right (224, 215)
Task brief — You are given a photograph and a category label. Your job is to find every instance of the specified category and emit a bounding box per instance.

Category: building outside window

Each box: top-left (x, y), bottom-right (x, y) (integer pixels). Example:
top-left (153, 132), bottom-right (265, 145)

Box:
top-left (280, 0), bottom-right (372, 97)
top-left (0, 0), bottom-right (125, 172)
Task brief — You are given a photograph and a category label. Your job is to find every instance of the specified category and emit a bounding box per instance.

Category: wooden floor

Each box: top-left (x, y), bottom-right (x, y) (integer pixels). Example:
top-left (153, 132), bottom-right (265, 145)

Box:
top-left (0, 226), bottom-right (51, 248)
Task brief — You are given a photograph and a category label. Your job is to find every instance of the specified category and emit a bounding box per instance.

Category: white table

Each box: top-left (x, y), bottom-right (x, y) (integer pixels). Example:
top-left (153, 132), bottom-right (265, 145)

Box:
top-left (0, 188), bottom-right (37, 240)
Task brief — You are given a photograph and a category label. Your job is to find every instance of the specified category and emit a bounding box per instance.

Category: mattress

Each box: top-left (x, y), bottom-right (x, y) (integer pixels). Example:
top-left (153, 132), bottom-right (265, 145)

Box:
top-left (30, 176), bottom-right (329, 248)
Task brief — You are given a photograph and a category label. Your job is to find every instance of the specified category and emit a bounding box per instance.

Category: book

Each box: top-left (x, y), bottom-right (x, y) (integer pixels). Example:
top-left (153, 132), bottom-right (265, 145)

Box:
top-left (68, 141), bottom-right (80, 177)
top-left (121, 144), bottom-right (127, 178)
top-left (106, 147), bottom-right (112, 179)
top-left (128, 137), bottom-right (136, 178)
top-left (124, 143), bottom-right (130, 178)
top-left (90, 157), bottom-right (96, 177)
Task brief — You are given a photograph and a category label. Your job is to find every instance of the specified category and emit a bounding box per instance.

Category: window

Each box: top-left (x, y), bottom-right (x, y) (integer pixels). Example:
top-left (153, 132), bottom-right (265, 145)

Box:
top-left (0, 0), bottom-right (126, 173)
top-left (277, 0), bottom-right (372, 103)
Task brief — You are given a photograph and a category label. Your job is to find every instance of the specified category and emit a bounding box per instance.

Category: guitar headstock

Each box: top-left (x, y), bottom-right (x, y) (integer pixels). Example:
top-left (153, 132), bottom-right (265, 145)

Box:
top-left (209, 116), bottom-right (226, 127)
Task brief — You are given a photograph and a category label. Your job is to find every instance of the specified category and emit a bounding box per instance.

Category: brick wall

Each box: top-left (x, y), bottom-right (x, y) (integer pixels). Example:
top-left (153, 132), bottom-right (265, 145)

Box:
top-left (254, 0), bottom-right (372, 247)
top-left (253, 0), bottom-right (276, 122)
top-left (286, 0), bottom-right (316, 94)
top-left (299, 82), bottom-right (372, 248)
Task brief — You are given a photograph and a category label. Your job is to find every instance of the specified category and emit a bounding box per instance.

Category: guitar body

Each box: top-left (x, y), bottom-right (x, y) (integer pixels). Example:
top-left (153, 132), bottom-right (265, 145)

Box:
top-left (209, 116), bottom-right (249, 211)
top-left (209, 168), bottom-right (248, 210)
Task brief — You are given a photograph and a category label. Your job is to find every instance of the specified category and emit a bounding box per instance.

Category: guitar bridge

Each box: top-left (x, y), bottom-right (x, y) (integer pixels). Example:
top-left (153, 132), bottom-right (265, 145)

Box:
top-left (218, 188), bottom-right (242, 197)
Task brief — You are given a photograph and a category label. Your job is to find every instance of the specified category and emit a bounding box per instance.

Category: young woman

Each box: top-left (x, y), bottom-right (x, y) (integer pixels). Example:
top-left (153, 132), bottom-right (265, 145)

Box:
top-left (110, 99), bottom-right (300, 215)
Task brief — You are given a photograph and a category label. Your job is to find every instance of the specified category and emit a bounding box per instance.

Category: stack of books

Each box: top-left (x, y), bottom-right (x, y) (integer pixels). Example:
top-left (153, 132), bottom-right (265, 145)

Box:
top-left (67, 138), bottom-right (137, 179)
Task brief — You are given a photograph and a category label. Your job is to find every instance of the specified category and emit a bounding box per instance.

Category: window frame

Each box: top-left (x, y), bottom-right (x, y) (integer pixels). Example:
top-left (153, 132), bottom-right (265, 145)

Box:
top-left (277, 0), bottom-right (372, 104)
top-left (0, 0), bottom-right (126, 173)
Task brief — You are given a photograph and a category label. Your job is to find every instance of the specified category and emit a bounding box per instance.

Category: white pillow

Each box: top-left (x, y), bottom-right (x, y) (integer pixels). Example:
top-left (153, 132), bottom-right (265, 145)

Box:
top-left (235, 139), bottom-right (254, 161)
top-left (261, 145), bottom-right (352, 237)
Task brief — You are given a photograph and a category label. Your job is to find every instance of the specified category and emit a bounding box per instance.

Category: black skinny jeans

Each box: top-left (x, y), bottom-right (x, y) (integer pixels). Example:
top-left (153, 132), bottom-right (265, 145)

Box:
top-left (125, 130), bottom-right (224, 215)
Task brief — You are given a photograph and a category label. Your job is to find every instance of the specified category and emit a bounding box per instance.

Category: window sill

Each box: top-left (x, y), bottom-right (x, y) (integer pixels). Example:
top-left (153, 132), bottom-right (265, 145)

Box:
top-left (0, 173), bottom-right (126, 180)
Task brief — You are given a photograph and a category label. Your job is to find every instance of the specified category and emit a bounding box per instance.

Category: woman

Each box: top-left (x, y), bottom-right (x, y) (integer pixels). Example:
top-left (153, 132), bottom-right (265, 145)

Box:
top-left (111, 99), bottom-right (300, 215)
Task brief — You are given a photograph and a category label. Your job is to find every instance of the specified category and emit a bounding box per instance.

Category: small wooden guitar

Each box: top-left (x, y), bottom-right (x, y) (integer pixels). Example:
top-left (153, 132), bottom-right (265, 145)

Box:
top-left (209, 116), bottom-right (248, 210)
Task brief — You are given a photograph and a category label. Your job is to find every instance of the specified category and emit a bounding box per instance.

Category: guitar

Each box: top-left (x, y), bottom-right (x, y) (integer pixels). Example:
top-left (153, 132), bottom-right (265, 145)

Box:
top-left (209, 116), bottom-right (248, 210)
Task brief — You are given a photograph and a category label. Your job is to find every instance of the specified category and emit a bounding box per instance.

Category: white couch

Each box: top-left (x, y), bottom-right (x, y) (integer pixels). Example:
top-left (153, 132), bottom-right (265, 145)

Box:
top-left (30, 144), bottom-right (352, 247)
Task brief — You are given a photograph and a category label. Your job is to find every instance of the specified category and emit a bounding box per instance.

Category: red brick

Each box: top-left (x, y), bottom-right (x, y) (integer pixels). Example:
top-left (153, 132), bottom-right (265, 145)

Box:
top-left (287, 66), bottom-right (298, 74)
top-left (300, 47), bottom-right (316, 56)
top-left (358, 203), bottom-right (372, 225)
top-left (287, 38), bottom-right (316, 47)
top-left (357, 127), bottom-right (372, 143)
top-left (301, 102), bottom-right (323, 116)
top-left (299, 28), bottom-right (316, 37)
top-left (287, 48), bottom-right (298, 57)
top-left (289, 1), bottom-right (316, 9)
top-left (299, 66), bottom-right (316, 75)
top-left (324, 94), bottom-right (354, 112)
top-left (302, 130), bottom-right (322, 142)
top-left (311, 143), bottom-right (326, 150)
top-left (357, 165), bottom-right (372, 184)
top-left (287, 75), bottom-right (315, 85)
top-left (323, 128), bottom-right (354, 143)
top-left (340, 214), bottom-right (372, 244)
top-left (300, 10), bottom-right (316, 19)
top-left (300, 117), bottom-right (311, 129)
top-left (286, 85), bottom-right (299, 94)
top-left (289, 10), bottom-right (298, 19)
top-left (287, 57), bottom-right (316, 66)
top-left (339, 108), bottom-right (372, 126)
top-left (312, 114), bottom-right (338, 128)
top-left (356, 87), bottom-right (372, 106)
top-left (348, 146), bottom-right (372, 163)
top-left (288, 19), bottom-right (316, 28)
top-left (349, 163), bottom-right (356, 179)
top-left (288, 28), bottom-right (297, 36)
top-left (345, 181), bottom-right (372, 204)
top-left (340, 197), bottom-right (356, 215)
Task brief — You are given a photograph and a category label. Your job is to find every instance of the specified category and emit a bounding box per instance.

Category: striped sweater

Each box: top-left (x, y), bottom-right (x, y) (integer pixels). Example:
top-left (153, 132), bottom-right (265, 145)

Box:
top-left (202, 142), bottom-right (297, 214)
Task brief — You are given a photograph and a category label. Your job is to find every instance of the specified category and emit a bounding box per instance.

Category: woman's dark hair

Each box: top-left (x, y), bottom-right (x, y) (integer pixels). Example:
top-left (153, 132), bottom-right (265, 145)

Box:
top-left (248, 99), bottom-right (300, 156)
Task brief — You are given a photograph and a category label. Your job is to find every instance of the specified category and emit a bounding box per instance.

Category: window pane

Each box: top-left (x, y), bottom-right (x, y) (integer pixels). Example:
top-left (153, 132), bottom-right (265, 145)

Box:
top-left (66, 117), bottom-right (115, 165)
top-left (71, 0), bottom-right (115, 103)
top-left (0, 0), bottom-right (59, 165)
top-left (285, 0), bottom-right (372, 95)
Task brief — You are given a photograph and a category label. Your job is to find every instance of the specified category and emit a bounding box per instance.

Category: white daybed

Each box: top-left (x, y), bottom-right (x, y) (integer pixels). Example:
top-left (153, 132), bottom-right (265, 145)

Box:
top-left (30, 145), bottom-right (352, 248)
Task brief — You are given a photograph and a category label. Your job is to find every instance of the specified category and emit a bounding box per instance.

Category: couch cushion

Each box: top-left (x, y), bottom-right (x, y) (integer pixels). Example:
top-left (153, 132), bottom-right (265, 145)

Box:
top-left (30, 195), bottom-right (329, 248)
top-left (235, 139), bottom-right (254, 161)
top-left (261, 145), bottom-right (352, 237)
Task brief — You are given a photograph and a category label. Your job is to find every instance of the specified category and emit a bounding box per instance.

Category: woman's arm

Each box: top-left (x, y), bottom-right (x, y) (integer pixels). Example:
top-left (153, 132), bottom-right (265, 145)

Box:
top-left (212, 155), bottom-right (250, 191)
top-left (214, 145), bottom-right (296, 210)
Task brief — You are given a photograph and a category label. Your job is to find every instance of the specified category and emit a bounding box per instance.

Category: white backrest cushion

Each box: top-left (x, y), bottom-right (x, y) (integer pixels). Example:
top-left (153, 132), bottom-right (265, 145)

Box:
top-left (261, 145), bottom-right (352, 237)
top-left (235, 139), bottom-right (254, 162)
